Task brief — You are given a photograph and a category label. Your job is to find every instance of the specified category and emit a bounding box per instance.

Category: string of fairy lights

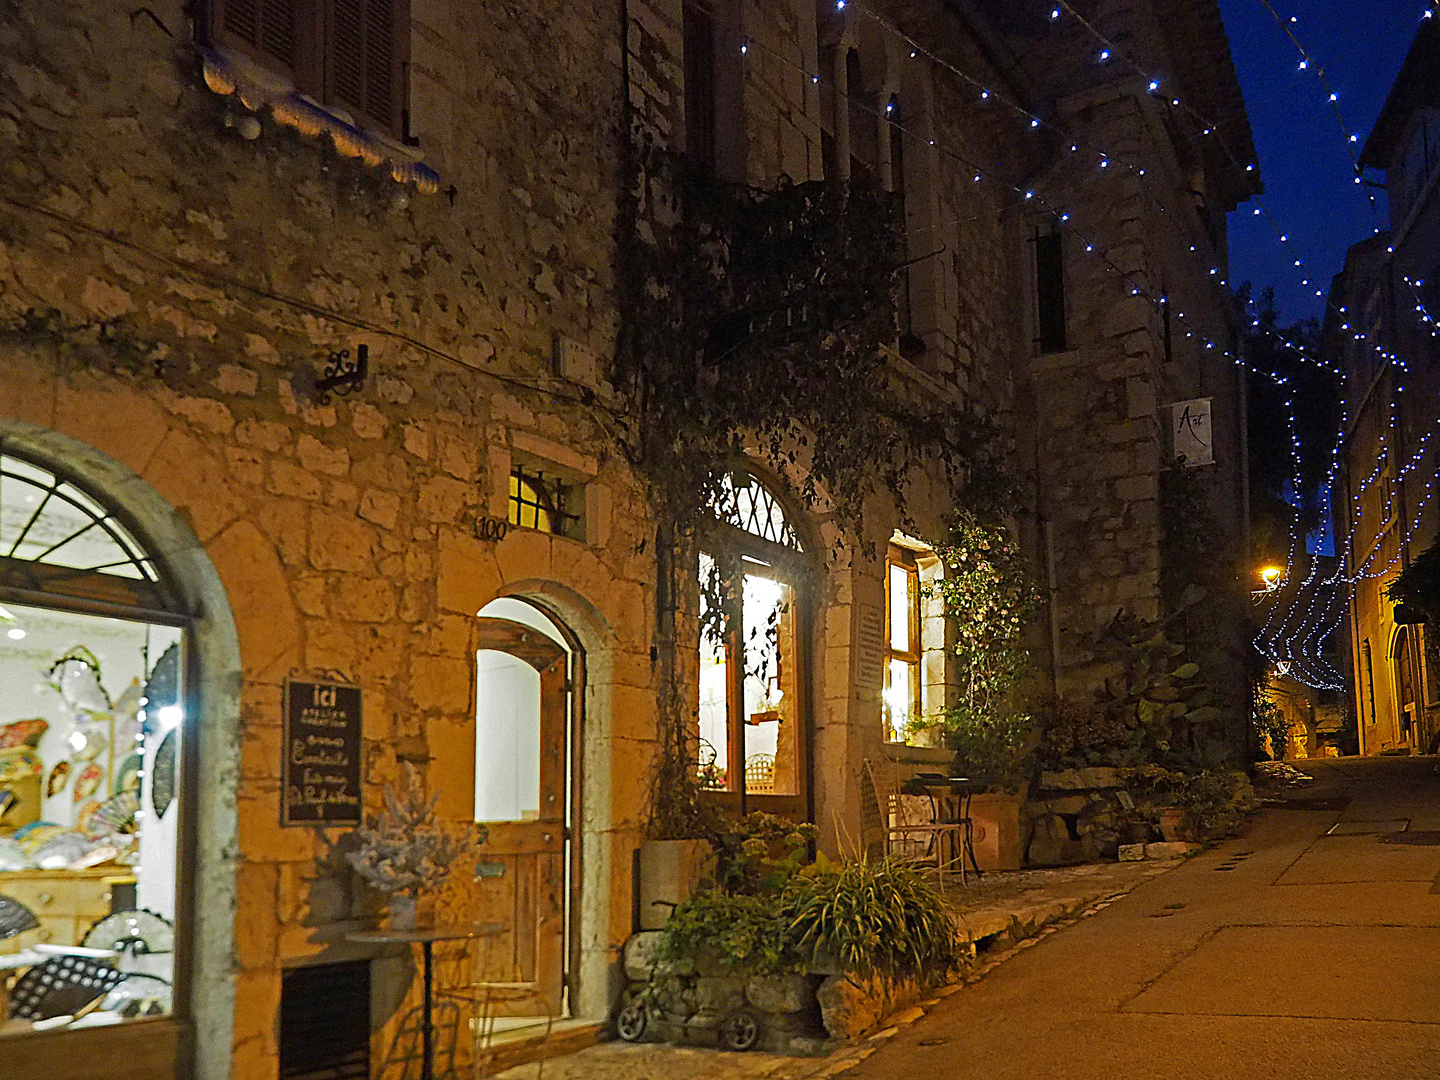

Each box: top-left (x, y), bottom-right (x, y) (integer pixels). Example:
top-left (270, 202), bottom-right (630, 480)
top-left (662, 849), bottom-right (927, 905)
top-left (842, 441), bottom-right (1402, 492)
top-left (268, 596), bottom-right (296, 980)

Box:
top-left (1241, 4), bottom-right (1440, 687)
top-left (1047, 0), bottom-right (1438, 684)
top-left (739, 0), bottom-right (1433, 688)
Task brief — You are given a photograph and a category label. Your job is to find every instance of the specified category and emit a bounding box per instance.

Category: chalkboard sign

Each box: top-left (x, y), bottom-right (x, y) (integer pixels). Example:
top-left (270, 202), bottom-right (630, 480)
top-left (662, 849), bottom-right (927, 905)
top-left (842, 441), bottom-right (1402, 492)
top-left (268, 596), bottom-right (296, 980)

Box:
top-left (282, 679), bottom-right (363, 826)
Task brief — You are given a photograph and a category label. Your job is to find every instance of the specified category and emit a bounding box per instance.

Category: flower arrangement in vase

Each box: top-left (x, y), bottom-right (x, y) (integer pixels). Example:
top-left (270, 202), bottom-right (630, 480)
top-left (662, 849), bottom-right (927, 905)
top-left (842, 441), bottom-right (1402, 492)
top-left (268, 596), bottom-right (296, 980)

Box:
top-left (346, 764), bottom-right (487, 930)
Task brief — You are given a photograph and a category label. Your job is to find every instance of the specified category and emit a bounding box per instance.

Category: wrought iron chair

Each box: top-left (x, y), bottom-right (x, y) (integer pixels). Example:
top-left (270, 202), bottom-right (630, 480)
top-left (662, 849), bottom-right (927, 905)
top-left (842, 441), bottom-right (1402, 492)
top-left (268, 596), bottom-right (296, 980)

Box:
top-left (863, 758), bottom-right (973, 888)
top-left (744, 753), bottom-right (776, 794)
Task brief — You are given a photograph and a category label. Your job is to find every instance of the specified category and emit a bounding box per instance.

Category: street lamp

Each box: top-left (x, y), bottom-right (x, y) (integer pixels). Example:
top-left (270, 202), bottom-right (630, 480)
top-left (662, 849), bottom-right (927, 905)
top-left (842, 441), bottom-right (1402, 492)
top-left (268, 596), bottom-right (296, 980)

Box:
top-left (1252, 566), bottom-right (1285, 603)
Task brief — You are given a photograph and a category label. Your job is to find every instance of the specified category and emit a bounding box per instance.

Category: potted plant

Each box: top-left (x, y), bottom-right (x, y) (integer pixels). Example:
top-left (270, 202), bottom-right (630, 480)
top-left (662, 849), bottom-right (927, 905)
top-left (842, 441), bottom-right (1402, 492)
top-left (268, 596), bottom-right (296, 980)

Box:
top-left (944, 707), bottom-right (1030, 870)
top-left (346, 765), bottom-right (486, 930)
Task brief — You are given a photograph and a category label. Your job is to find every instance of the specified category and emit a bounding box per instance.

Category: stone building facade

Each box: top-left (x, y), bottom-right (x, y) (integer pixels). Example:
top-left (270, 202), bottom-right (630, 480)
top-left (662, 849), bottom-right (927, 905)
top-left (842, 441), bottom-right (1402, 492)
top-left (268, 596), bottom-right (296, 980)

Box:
top-left (0, 0), bottom-right (1253, 1077)
top-left (1333, 17), bottom-right (1440, 756)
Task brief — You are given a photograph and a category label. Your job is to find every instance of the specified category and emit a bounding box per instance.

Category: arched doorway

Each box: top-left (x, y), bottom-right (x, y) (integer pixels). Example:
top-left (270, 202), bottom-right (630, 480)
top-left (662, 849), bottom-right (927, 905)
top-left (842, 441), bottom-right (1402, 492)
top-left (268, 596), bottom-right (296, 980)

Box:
top-left (0, 427), bottom-right (240, 1079)
top-left (471, 598), bottom-right (578, 1018)
top-left (1393, 626), bottom-right (1419, 750)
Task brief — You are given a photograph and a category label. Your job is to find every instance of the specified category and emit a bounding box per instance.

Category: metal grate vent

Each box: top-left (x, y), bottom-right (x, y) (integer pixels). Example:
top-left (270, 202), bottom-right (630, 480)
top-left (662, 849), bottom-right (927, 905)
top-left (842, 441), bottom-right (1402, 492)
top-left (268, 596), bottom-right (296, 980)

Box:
top-left (280, 960), bottom-right (371, 1080)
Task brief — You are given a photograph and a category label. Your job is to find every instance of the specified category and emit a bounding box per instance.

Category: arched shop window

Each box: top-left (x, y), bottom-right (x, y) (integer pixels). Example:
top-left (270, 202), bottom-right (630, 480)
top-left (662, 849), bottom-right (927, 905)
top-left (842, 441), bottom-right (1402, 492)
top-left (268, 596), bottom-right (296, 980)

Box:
top-left (0, 450), bottom-right (185, 1032)
top-left (697, 472), bottom-right (811, 817)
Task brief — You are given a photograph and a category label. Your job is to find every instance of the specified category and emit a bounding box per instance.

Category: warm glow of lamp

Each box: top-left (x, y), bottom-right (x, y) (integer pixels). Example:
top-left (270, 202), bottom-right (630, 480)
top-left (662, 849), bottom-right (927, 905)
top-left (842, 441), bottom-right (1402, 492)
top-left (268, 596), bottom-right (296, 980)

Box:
top-left (1260, 566), bottom-right (1284, 587)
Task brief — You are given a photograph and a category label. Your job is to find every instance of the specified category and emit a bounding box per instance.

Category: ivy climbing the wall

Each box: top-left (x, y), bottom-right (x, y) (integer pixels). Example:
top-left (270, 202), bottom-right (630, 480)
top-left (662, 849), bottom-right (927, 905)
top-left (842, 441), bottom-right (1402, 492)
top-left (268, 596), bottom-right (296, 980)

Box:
top-left (617, 146), bottom-right (1018, 836)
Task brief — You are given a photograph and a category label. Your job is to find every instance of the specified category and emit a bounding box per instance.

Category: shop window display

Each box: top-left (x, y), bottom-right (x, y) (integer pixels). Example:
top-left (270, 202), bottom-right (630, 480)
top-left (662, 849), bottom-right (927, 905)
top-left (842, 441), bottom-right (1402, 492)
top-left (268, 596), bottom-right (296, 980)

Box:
top-left (0, 606), bottom-right (180, 1029)
top-left (0, 451), bottom-right (182, 1034)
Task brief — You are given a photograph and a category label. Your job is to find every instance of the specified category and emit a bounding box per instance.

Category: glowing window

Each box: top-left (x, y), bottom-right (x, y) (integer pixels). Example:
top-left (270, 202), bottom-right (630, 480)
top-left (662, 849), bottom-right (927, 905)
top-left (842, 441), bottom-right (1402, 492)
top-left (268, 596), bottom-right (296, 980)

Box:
top-left (711, 473), bottom-right (802, 551)
top-left (1, 454), bottom-right (158, 582)
top-left (508, 467), bottom-right (577, 537)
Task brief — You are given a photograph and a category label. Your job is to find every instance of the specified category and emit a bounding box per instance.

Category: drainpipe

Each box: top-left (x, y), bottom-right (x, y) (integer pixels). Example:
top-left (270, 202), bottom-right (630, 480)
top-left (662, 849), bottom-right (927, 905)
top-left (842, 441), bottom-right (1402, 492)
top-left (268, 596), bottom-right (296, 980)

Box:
top-left (1041, 515), bottom-right (1061, 696)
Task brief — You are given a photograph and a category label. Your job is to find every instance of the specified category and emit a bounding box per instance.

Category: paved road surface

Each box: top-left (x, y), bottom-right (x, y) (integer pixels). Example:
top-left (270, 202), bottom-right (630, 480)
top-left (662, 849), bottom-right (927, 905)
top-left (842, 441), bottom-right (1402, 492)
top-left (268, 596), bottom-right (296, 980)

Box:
top-left (847, 757), bottom-right (1440, 1080)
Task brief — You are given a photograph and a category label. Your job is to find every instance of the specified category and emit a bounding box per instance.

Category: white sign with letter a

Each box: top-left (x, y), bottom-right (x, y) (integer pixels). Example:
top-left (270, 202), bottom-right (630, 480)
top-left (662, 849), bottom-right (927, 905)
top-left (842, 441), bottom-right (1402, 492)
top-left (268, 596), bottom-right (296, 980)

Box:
top-left (1171, 397), bottom-right (1213, 466)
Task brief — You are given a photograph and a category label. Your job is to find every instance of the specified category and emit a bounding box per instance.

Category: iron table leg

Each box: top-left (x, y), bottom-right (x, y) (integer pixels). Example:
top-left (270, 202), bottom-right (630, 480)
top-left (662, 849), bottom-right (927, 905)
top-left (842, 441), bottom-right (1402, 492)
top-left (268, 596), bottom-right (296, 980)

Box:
top-left (422, 939), bottom-right (434, 1080)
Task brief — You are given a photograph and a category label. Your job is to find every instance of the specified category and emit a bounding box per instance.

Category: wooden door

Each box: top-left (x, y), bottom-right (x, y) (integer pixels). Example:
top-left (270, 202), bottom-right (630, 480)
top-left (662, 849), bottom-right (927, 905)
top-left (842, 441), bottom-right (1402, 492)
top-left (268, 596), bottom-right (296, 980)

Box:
top-left (471, 618), bottom-right (567, 1015)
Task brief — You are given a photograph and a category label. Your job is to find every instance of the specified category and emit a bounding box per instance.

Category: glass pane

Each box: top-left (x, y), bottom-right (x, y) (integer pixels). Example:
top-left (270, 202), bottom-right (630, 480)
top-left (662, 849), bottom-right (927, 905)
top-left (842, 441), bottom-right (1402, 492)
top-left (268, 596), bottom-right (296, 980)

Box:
top-left (0, 603), bottom-right (183, 1027)
top-left (711, 474), bottom-right (802, 550)
top-left (885, 657), bottom-right (916, 742)
top-left (474, 650), bottom-right (542, 821)
top-left (742, 572), bottom-right (798, 796)
top-left (697, 553), bottom-right (728, 790)
top-left (889, 562), bottom-right (912, 651)
top-left (0, 458), bottom-right (153, 579)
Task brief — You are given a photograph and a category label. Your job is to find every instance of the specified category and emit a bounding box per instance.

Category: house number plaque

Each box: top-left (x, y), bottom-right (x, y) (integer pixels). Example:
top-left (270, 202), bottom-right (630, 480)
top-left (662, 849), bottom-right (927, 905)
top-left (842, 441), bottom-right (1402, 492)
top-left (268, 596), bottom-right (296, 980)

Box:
top-left (282, 678), bottom-right (363, 826)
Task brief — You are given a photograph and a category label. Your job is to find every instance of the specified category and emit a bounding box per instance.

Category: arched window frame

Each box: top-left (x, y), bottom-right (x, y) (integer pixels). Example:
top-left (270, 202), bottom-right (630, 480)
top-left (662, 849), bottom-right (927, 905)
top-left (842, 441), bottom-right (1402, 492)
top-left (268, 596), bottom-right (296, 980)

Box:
top-left (0, 447), bottom-right (184, 620)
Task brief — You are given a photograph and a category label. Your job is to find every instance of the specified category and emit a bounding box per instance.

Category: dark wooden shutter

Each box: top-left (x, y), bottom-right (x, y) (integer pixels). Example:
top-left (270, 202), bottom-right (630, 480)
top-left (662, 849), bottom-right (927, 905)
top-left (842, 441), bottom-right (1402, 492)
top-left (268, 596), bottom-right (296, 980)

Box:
top-left (683, 2), bottom-right (717, 175)
top-left (1035, 231), bottom-right (1067, 354)
top-left (212, 0), bottom-right (298, 73)
top-left (325, 0), bottom-right (407, 133)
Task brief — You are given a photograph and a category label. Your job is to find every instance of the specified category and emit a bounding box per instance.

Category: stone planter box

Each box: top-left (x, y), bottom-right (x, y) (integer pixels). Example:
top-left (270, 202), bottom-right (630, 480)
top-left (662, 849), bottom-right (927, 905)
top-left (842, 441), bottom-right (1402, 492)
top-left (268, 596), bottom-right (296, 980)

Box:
top-left (620, 933), bottom-right (830, 1053)
top-left (636, 839), bottom-right (715, 930)
top-left (967, 793), bottom-right (1023, 871)
top-left (619, 928), bottom-right (949, 1053)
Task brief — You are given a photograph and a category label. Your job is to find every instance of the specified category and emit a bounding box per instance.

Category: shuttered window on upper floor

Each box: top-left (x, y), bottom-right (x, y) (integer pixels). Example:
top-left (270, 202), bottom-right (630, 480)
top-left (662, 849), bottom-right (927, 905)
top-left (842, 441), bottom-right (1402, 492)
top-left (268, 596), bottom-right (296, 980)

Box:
top-left (209, 0), bottom-right (408, 137)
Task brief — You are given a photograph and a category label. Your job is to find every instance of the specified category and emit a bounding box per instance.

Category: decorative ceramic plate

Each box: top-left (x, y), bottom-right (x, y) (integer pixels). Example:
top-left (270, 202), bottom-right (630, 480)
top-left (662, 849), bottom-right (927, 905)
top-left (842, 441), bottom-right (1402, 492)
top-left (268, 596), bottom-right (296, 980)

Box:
top-left (46, 760), bottom-right (71, 798)
top-left (0, 894), bottom-right (39, 940)
top-left (73, 763), bottom-right (103, 801)
top-left (83, 909), bottom-right (175, 955)
top-left (151, 729), bottom-right (176, 819)
top-left (115, 753), bottom-right (143, 795)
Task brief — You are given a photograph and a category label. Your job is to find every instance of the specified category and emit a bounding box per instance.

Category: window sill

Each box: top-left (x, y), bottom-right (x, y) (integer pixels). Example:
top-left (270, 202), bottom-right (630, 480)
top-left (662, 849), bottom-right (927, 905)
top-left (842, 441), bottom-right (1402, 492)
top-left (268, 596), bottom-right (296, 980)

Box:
top-left (882, 743), bottom-right (953, 766)
top-left (200, 46), bottom-right (440, 194)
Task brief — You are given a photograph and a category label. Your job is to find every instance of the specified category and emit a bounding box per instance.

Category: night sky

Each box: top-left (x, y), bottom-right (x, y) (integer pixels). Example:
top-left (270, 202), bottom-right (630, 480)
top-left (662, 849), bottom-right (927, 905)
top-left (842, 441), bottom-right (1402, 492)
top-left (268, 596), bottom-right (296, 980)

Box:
top-left (1218, 0), bottom-right (1424, 324)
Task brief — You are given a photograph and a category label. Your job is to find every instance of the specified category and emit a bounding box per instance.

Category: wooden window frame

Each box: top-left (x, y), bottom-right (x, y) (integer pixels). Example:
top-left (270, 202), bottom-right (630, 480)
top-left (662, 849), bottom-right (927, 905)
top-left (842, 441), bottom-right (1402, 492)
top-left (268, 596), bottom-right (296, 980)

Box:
top-left (695, 483), bottom-right (814, 823)
top-left (207, 0), bottom-right (410, 138)
top-left (884, 546), bottom-right (921, 743)
top-left (508, 465), bottom-right (580, 538)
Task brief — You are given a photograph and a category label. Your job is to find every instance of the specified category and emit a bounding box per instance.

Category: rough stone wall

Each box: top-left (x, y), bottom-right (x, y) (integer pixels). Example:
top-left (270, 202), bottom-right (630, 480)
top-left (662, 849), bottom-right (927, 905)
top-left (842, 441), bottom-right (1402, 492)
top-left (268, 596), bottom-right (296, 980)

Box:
top-left (1022, 26), bottom-right (1249, 719)
top-left (0, 0), bottom-right (647, 1076)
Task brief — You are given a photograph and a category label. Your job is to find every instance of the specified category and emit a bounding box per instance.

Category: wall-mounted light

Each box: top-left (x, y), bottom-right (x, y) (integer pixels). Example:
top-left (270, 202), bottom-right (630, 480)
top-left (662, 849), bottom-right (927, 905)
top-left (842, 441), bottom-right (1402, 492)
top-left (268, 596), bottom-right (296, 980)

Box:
top-left (293, 343), bottom-right (369, 405)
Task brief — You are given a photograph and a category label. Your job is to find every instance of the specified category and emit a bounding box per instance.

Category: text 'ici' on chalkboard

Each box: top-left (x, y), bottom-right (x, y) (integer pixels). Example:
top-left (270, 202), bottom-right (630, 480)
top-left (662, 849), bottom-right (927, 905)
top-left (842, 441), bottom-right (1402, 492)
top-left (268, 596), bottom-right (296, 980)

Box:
top-left (282, 679), bottom-right (363, 826)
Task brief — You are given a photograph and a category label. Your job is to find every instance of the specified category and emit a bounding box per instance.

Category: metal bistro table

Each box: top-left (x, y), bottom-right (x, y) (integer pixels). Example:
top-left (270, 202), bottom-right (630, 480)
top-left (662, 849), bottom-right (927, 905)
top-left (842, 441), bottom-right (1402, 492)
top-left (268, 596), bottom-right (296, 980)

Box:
top-left (903, 773), bottom-right (983, 880)
top-left (348, 921), bottom-right (507, 1080)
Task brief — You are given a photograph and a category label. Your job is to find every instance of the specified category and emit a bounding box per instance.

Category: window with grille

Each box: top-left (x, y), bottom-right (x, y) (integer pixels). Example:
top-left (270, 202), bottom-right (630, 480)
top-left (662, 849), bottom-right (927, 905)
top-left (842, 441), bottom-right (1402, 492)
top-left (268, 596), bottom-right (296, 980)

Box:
top-left (508, 467), bottom-right (579, 538)
top-left (209, 0), bottom-right (408, 136)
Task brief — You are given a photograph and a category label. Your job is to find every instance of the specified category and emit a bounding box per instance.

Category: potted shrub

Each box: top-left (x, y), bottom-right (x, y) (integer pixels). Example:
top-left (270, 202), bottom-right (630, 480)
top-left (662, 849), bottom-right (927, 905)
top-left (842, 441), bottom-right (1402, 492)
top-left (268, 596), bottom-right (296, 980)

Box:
top-left (945, 707), bottom-right (1030, 870)
top-left (346, 765), bottom-right (487, 930)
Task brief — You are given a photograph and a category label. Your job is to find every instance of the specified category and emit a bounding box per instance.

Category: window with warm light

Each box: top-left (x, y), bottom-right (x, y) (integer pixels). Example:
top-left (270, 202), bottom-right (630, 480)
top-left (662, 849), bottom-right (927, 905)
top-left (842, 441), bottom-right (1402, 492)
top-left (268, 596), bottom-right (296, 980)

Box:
top-left (884, 546), bottom-right (921, 742)
top-left (508, 466), bottom-right (578, 537)
top-left (695, 473), bottom-right (809, 812)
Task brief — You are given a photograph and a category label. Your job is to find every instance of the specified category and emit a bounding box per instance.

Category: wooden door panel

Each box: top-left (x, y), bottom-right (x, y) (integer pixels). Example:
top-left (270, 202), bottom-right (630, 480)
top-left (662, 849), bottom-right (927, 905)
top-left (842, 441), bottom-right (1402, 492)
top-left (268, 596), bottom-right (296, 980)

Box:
top-left (470, 618), bottom-right (569, 1016)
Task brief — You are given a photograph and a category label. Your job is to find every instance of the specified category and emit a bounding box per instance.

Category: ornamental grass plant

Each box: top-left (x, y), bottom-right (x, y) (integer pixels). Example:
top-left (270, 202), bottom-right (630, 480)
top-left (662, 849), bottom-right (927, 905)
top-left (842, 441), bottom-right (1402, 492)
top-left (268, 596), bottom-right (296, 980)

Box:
top-left (655, 853), bottom-right (960, 981)
top-left (783, 856), bottom-right (960, 979)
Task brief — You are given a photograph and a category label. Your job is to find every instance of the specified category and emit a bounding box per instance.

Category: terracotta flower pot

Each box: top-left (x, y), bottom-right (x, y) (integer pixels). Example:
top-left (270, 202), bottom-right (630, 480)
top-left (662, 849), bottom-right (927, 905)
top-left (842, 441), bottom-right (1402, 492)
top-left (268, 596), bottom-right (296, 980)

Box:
top-left (1158, 807), bottom-right (1188, 843)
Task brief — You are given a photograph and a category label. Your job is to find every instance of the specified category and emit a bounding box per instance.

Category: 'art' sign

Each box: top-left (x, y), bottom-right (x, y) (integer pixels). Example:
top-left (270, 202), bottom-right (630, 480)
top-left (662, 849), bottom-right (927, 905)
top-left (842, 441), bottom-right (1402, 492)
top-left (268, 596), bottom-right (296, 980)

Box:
top-left (1171, 398), bottom-right (1213, 467)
